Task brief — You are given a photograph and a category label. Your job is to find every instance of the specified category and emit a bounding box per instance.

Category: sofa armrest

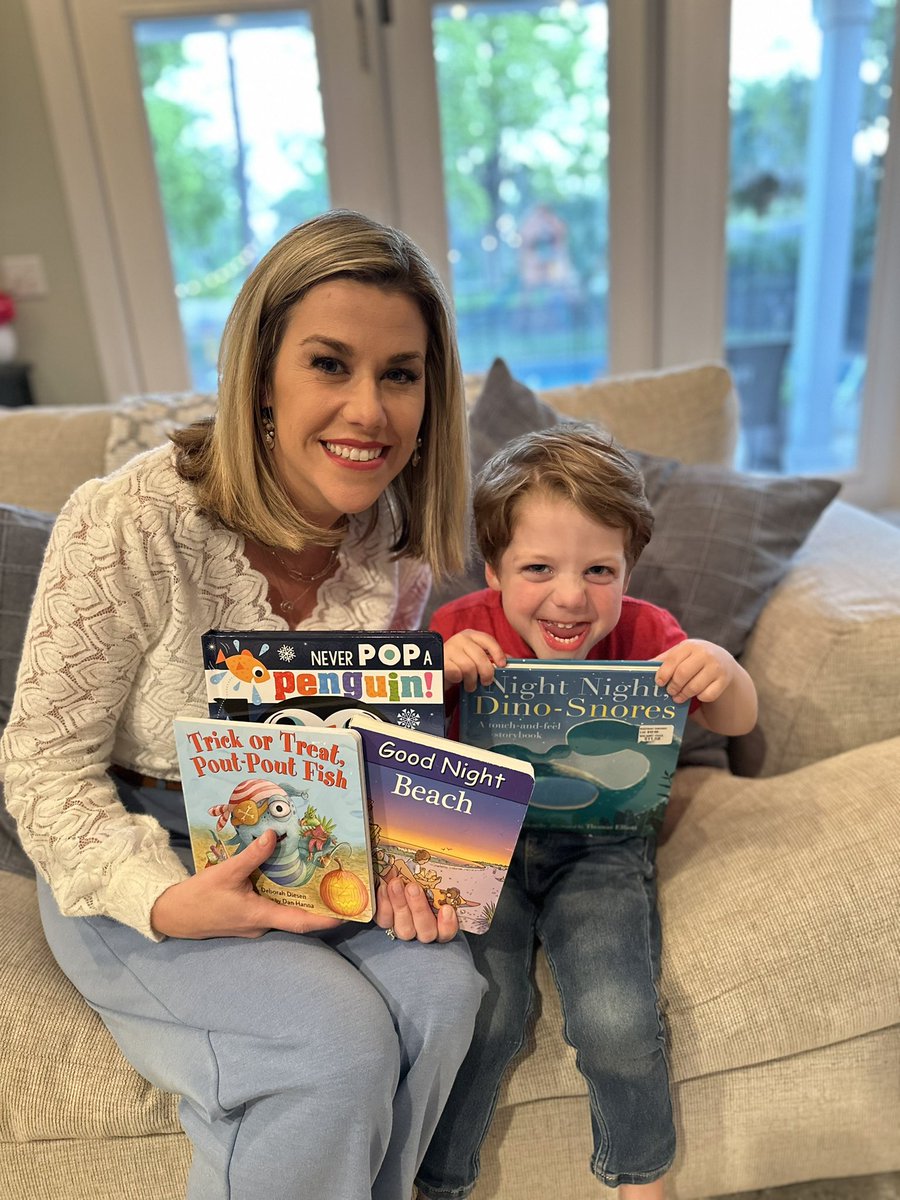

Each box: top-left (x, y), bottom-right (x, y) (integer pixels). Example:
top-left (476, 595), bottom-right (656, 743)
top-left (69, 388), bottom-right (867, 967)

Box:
top-left (658, 738), bottom-right (900, 1080)
top-left (732, 500), bottom-right (900, 778)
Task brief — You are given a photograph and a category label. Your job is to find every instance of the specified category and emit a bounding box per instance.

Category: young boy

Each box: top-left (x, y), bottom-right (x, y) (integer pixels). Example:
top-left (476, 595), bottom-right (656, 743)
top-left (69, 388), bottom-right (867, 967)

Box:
top-left (416, 424), bottom-right (757, 1200)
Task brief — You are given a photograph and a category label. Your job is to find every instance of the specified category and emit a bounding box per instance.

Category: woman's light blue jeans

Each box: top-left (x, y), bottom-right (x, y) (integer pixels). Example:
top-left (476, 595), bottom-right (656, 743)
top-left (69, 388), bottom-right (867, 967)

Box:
top-left (416, 830), bottom-right (675, 1196)
top-left (36, 778), bottom-right (486, 1200)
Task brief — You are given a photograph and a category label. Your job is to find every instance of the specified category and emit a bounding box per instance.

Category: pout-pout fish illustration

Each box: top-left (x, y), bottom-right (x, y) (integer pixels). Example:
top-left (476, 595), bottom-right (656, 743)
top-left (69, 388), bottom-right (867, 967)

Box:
top-left (208, 778), bottom-right (339, 889)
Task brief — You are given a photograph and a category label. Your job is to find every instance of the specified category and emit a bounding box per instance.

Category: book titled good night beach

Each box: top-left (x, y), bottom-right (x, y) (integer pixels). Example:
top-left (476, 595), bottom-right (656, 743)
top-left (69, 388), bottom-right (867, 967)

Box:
top-left (348, 712), bottom-right (535, 934)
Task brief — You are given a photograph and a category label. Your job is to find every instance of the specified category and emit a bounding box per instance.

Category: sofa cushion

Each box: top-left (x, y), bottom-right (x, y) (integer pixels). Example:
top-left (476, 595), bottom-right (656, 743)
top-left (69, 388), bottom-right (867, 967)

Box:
top-left (0, 406), bottom-right (111, 514)
top-left (0, 504), bottom-right (53, 877)
top-left (628, 453), bottom-right (841, 766)
top-left (543, 360), bottom-right (739, 466)
top-left (657, 742), bottom-right (900, 1077)
top-left (467, 356), bottom-right (739, 474)
top-left (0, 872), bottom-right (180, 1142)
top-left (105, 392), bottom-right (217, 473)
top-left (733, 500), bottom-right (900, 777)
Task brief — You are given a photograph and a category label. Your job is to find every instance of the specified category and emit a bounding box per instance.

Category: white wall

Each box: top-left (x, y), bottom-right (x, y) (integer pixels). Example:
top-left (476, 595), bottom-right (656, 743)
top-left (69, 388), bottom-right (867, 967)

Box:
top-left (0, 0), bottom-right (105, 407)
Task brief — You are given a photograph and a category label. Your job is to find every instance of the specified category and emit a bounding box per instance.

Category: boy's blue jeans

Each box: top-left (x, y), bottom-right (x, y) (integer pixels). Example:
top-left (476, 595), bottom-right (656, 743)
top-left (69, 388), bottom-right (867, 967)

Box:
top-left (416, 830), bottom-right (675, 1196)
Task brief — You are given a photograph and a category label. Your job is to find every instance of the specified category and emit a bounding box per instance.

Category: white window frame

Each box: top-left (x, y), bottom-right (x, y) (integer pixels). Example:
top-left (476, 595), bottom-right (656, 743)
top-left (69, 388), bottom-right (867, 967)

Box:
top-left (854, 17), bottom-right (900, 512)
top-left (24, 0), bottom-right (397, 395)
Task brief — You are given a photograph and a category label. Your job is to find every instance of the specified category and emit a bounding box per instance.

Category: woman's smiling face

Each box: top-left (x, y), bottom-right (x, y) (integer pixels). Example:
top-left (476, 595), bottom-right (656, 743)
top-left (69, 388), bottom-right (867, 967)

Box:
top-left (268, 279), bottom-right (428, 528)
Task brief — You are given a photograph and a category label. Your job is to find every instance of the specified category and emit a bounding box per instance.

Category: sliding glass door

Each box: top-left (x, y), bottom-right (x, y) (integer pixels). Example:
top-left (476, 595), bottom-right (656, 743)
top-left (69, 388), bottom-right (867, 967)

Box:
top-left (30, 0), bottom-right (900, 507)
top-left (133, 10), bottom-right (329, 390)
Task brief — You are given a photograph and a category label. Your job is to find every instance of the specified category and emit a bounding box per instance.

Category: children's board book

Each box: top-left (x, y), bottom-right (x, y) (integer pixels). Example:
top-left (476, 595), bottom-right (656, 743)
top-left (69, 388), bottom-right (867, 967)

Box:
top-left (174, 716), bottom-right (376, 923)
top-left (458, 661), bottom-right (690, 837)
top-left (202, 630), bottom-right (444, 736)
top-left (347, 711), bottom-right (535, 934)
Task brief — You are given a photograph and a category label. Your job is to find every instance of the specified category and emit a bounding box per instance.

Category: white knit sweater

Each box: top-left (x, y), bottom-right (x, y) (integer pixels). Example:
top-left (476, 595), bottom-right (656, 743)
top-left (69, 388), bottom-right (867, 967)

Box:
top-left (0, 446), bottom-right (431, 938)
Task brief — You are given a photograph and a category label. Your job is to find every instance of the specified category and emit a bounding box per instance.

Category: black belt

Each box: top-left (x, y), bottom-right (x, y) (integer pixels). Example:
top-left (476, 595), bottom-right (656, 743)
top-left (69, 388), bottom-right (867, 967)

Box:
top-left (110, 764), bottom-right (183, 793)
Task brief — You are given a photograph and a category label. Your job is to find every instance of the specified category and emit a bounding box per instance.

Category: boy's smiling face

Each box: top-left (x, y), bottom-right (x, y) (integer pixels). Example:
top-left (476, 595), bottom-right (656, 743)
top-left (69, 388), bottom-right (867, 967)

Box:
top-left (484, 492), bottom-right (629, 659)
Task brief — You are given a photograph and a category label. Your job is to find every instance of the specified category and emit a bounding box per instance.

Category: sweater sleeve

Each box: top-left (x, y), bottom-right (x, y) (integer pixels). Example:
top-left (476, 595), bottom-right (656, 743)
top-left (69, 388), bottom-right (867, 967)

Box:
top-left (0, 481), bottom-right (190, 940)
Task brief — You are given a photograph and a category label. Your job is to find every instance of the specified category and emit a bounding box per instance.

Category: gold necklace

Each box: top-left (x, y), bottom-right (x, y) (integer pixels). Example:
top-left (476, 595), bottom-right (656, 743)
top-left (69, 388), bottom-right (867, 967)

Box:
top-left (268, 544), bottom-right (339, 615)
top-left (269, 544), bottom-right (338, 584)
top-left (276, 579), bottom-right (314, 615)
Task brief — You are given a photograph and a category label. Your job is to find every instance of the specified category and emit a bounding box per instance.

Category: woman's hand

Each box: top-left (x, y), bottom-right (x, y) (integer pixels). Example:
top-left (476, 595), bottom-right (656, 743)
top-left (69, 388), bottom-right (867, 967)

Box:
top-left (442, 630), bottom-right (507, 691)
top-left (375, 868), bottom-right (460, 943)
top-left (150, 829), bottom-right (344, 939)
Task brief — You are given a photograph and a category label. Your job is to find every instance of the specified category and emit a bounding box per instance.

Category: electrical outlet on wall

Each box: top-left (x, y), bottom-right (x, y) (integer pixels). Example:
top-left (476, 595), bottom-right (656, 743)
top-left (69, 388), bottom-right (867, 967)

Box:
top-left (1, 255), bottom-right (49, 299)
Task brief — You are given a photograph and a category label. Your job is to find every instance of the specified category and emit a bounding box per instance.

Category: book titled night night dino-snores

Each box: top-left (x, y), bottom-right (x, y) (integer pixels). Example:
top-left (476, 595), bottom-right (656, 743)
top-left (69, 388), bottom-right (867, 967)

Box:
top-left (458, 660), bottom-right (690, 836)
top-left (202, 629), bottom-right (444, 736)
top-left (174, 716), bottom-right (376, 923)
top-left (347, 712), bottom-right (535, 934)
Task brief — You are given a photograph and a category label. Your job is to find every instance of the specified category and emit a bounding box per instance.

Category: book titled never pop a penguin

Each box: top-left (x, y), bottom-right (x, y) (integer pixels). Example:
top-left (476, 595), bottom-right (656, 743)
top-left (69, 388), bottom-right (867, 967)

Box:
top-left (202, 630), bottom-right (444, 735)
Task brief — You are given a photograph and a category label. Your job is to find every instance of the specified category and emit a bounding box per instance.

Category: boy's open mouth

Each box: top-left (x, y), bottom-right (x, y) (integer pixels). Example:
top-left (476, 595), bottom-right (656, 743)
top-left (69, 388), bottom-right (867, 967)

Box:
top-left (538, 620), bottom-right (590, 650)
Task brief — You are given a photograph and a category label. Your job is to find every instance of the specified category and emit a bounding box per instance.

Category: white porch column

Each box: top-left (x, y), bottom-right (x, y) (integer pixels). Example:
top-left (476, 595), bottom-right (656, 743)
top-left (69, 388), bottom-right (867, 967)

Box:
top-left (789, 0), bottom-right (873, 470)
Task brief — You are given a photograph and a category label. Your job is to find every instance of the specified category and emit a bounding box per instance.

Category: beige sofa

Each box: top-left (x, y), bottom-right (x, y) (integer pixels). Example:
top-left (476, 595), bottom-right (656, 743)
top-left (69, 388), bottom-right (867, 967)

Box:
top-left (1, 366), bottom-right (898, 1200)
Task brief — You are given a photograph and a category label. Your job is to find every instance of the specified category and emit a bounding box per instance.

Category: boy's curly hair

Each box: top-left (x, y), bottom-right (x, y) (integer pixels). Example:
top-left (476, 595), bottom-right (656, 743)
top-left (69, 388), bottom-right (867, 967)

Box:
top-left (474, 422), bottom-right (654, 572)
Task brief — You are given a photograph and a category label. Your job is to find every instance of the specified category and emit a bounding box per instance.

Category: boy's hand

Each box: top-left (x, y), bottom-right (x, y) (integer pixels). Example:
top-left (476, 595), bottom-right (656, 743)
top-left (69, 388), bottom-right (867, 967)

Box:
top-left (375, 868), bottom-right (460, 943)
top-left (654, 638), bottom-right (734, 704)
top-left (442, 630), bottom-right (507, 691)
top-left (654, 639), bottom-right (758, 736)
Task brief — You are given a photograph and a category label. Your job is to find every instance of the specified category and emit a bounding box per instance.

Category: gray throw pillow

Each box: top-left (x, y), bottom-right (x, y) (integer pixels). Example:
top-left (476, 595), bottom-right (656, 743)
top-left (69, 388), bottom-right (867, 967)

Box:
top-left (629, 451), bottom-right (841, 657)
top-left (0, 503), bottom-right (53, 877)
top-left (468, 357), bottom-right (574, 476)
top-left (627, 451), bottom-right (841, 766)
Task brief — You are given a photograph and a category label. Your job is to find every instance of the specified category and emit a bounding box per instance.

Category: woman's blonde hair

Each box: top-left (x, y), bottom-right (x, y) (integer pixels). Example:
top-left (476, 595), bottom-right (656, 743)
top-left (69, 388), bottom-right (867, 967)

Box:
top-left (172, 209), bottom-right (469, 579)
top-left (474, 423), bottom-right (654, 572)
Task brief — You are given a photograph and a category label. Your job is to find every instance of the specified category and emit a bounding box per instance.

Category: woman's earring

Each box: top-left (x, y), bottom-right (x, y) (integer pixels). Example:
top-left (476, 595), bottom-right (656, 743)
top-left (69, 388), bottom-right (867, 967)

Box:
top-left (262, 406), bottom-right (275, 450)
top-left (411, 437), bottom-right (422, 468)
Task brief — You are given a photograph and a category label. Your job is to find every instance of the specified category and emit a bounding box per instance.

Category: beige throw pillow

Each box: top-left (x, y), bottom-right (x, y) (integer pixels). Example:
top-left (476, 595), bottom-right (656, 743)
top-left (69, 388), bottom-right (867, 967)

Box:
top-left (542, 361), bottom-right (739, 467)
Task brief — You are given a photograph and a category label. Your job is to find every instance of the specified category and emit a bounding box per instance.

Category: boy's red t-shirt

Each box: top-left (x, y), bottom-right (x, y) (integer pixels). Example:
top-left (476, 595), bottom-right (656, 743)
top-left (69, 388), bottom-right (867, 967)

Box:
top-left (430, 589), bottom-right (693, 733)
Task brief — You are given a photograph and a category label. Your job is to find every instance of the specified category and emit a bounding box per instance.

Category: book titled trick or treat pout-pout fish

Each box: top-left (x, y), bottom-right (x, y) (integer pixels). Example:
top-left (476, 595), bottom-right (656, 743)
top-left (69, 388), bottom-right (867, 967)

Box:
top-left (458, 661), bottom-right (690, 837)
top-left (174, 716), bottom-right (377, 923)
top-left (202, 630), bottom-right (444, 735)
top-left (347, 712), bottom-right (535, 934)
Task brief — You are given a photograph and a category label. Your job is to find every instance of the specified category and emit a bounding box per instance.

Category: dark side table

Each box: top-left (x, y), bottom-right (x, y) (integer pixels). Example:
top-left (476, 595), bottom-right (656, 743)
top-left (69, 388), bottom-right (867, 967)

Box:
top-left (0, 362), bottom-right (35, 408)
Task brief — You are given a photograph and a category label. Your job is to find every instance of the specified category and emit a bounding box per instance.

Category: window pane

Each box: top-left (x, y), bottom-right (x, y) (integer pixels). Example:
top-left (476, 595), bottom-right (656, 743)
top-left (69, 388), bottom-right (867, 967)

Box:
top-left (727, 0), bottom-right (896, 473)
top-left (431, 2), bottom-right (609, 389)
top-left (133, 12), bottom-right (329, 391)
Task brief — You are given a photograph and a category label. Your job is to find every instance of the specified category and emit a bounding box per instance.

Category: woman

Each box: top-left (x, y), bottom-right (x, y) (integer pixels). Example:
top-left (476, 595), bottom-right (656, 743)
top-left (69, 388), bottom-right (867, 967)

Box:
top-left (0, 210), bottom-right (485, 1200)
